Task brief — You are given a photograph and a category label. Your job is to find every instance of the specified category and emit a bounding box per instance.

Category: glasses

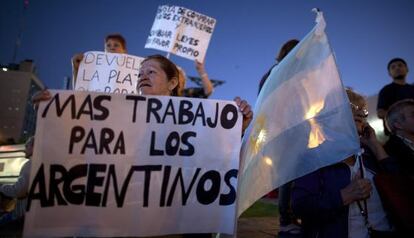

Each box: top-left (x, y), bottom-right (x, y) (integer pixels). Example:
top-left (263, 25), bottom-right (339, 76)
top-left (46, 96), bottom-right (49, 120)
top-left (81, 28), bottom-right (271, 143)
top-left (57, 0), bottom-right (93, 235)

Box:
top-left (350, 102), bottom-right (369, 117)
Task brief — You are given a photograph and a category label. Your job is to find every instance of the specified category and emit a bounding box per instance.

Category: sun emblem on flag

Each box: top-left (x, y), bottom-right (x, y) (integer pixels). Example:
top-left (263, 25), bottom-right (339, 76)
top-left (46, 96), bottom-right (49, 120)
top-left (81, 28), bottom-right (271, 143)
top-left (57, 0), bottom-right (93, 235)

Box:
top-left (304, 100), bottom-right (326, 148)
top-left (248, 113), bottom-right (268, 156)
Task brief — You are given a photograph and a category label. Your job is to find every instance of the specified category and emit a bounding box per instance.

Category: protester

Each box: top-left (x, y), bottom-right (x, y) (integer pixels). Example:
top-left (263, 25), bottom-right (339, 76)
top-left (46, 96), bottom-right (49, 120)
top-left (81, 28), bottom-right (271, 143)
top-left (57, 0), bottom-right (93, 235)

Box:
top-left (71, 33), bottom-right (128, 88)
top-left (384, 99), bottom-right (414, 176)
top-left (380, 99), bottom-right (414, 233)
top-left (177, 59), bottom-right (214, 98)
top-left (258, 39), bottom-right (302, 238)
top-left (258, 39), bottom-right (299, 94)
top-left (0, 137), bottom-right (34, 227)
top-left (32, 54), bottom-right (253, 237)
top-left (377, 58), bottom-right (414, 135)
top-left (291, 89), bottom-right (398, 238)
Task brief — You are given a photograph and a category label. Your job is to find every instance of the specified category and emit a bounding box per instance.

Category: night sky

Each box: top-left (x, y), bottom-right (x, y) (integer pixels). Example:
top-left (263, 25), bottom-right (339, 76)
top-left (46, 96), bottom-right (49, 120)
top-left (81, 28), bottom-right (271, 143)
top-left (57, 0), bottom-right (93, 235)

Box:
top-left (1, 0), bottom-right (414, 105)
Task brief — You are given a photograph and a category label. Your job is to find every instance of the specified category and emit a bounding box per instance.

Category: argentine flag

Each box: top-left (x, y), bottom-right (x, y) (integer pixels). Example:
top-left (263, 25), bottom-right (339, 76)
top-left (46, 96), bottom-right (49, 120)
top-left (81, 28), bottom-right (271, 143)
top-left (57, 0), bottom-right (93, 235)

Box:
top-left (237, 10), bottom-right (360, 215)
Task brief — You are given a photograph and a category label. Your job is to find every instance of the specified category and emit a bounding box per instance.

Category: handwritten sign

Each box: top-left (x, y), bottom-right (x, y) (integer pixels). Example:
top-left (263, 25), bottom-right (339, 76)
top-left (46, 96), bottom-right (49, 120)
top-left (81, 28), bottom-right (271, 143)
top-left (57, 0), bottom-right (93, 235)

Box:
top-left (24, 90), bottom-right (241, 237)
top-left (145, 5), bottom-right (216, 61)
top-left (75, 51), bottom-right (144, 94)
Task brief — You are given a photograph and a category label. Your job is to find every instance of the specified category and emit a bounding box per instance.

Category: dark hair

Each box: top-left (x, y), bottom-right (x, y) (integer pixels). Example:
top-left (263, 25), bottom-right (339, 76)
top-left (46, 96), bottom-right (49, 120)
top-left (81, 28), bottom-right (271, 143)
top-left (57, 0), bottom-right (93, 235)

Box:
top-left (258, 39), bottom-right (299, 94)
top-left (387, 58), bottom-right (407, 71)
top-left (105, 33), bottom-right (127, 50)
top-left (276, 39), bottom-right (299, 62)
top-left (141, 54), bottom-right (180, 96)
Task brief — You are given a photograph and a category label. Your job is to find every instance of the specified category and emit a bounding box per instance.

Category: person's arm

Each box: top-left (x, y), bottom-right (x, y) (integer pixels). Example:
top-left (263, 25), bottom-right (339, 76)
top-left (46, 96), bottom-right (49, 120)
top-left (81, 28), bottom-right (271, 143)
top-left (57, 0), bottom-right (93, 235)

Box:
top-left (71, 53), bottom-right (84, 89)
top-left (360, 123), bottom-right (400, 172)
top-left (360, 124), bottom-right (388, 160)
top-left (376, 88), bottom-right (388, 119)
top-left (377, 109), bottom-right (387, 119)
top-left (0, 161), bottom-right (31, 199)
top-left (195, 60), bottom-right (213, 97)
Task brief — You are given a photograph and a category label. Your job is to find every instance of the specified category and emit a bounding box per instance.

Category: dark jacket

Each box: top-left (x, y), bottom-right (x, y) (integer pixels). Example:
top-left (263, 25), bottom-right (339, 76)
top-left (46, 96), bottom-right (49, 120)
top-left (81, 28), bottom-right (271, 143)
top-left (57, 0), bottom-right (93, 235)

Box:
top-left (384, 135), bottom-right (414, 176)
top-left (291, 148), bottom-right (398, 238)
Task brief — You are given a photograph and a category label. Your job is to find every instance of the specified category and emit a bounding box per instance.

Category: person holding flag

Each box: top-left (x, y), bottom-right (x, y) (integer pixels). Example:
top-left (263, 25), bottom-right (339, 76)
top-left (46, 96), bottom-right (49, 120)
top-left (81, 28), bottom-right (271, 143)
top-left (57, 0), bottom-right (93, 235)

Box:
top-left (291, 89), bottom-right (399, 238)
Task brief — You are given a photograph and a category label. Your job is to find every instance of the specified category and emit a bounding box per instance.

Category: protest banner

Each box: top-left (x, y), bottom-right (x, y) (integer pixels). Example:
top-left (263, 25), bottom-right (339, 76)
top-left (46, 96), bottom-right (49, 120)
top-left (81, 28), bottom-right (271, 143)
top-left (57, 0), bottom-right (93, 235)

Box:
top-left (75, 51), bottom-right (144, 94)
top-left (24, 90), bottom-right (241, 237)
top-left (145, 5), bottom-right (216, 61)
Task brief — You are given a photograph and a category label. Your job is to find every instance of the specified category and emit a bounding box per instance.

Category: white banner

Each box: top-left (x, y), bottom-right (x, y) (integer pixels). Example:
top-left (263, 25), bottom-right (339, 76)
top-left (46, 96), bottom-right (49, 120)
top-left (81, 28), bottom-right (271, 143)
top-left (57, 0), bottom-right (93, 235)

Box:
top-left (24, 90), bottom-right (241, 237)
top-left (145, 5), bottom-right (216, 61)
top-left (75, 51), bottom-right (144, 94)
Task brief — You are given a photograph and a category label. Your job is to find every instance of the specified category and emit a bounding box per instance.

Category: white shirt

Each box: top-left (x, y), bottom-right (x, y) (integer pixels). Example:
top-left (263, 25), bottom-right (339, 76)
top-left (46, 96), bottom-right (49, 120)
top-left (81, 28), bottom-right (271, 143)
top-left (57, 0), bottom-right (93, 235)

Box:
top-left (347, 161), bottom-right (393, 238)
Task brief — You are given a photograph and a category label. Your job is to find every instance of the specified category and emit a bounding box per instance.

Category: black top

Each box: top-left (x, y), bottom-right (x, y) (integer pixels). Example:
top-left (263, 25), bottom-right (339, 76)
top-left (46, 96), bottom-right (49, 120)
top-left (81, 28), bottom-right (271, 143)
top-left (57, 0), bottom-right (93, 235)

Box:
top-left (183, 87), bottom-right (209, 98)
top-left (384, 135), bottom-right (414, 176)
top-left (258, 63), bottom-right (278, 95)
top-left (377, 82), bottom-right (414, 110)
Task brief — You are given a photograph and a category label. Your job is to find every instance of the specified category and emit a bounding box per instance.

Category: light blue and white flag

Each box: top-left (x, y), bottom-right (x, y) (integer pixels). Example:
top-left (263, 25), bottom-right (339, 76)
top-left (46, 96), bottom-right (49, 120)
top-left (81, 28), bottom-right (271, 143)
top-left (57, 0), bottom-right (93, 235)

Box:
top-left (237, 10), bottom-right (360, 215)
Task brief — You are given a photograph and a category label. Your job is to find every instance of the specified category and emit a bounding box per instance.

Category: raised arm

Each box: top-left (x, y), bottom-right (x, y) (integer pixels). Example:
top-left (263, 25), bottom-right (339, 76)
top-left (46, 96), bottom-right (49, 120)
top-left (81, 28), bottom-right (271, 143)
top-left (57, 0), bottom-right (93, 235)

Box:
top-left (71, 53), bottom-right (84, 89)
top-left (195, 59), bottom-right (214, 97)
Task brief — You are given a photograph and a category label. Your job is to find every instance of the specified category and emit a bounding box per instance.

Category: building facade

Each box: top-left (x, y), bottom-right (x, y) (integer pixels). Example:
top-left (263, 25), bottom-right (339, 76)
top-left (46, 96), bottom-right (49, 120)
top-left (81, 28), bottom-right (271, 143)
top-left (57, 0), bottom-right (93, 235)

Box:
top-left (0, 60), bottom-right (45, 144)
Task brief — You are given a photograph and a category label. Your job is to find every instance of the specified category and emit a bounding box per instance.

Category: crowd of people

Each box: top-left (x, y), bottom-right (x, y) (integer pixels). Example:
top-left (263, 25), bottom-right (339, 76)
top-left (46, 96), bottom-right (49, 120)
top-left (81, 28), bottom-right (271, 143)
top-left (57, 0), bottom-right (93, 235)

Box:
top-left (265, 41), bottom-right (413, 237)
top-left (0, 33), bottom-right (413, 238)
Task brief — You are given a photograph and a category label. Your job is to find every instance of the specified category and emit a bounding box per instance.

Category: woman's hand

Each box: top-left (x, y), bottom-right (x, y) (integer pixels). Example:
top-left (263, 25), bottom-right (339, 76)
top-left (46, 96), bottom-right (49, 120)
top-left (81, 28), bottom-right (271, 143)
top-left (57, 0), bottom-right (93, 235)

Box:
top-left (341, 178), bottom-right (372, 205)
top-left (195, 60), bottom-right (213, 96)
top-left (32, 90), bottom-right (52, 110)
top-left (71, 53), bottom-right (84, 71)
top-left (234, 97), bottom-right (253, 135)
top-left (195, 59), bottom-right (206, 75)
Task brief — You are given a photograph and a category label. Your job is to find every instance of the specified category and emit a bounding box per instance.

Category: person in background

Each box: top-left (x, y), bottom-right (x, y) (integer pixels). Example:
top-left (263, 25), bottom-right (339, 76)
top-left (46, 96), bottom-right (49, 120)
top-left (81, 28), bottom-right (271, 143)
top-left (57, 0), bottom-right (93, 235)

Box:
top-left (384, 99), bottom-right (414, 176)
top-left (258, 39), bottom-right (299, 94)
top-left (177, 59), bottom-right (214, 98)
top-left (0, 136), bottom-right (34, 227)
top-left (291, 89), bottom-right (398, 238)
top-left (71, 33), bottom-right (128, 88)
top-left (381, 99), bottom-right (414, 233)
top-left (377, 58), bottom-right (414, 135)
top-left (258, 39), bottom-right (302, 238)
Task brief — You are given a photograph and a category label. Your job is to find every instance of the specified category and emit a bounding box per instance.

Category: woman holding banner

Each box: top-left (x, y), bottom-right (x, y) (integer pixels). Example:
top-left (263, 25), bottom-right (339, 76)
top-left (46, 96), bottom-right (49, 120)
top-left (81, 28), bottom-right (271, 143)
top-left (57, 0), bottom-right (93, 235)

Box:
top-left (291, 89), bottom-right (399, 238)
top-left (32, 54), bottom-right (253, 238)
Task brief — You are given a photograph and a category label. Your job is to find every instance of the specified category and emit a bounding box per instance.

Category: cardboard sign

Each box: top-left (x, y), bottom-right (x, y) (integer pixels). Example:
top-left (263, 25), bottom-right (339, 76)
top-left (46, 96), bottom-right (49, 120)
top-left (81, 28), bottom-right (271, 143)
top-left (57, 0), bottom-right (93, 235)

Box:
top-left (75, 51), bottom-right (144, 94)
top-left (24, 90), bottom-right (241, 237)
top-left (145, 5), bottom-right (216, 61)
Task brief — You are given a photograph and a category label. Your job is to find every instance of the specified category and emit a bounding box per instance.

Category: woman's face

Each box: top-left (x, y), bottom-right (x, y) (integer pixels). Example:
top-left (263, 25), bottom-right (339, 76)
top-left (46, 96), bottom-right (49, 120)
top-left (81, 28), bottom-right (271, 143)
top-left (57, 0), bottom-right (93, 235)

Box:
top-left (137, 59), bottom-right (176, 96)
top-left (105, 39), bottom-right (126, 53)
top-left (350, 99), bottom-right (368, 134)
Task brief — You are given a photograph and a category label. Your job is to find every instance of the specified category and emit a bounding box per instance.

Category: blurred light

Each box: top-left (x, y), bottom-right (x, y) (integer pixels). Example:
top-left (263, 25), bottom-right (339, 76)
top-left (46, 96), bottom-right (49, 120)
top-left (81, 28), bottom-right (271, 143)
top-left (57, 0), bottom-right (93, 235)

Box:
top-left (368, 118), bottom-right (384, 133)
top-left (2, 67), bottom-right (8, 72)
top-left (264, 156), bottom-right (273, 166)
top-left (257, 129), bottom-right (267, 145)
